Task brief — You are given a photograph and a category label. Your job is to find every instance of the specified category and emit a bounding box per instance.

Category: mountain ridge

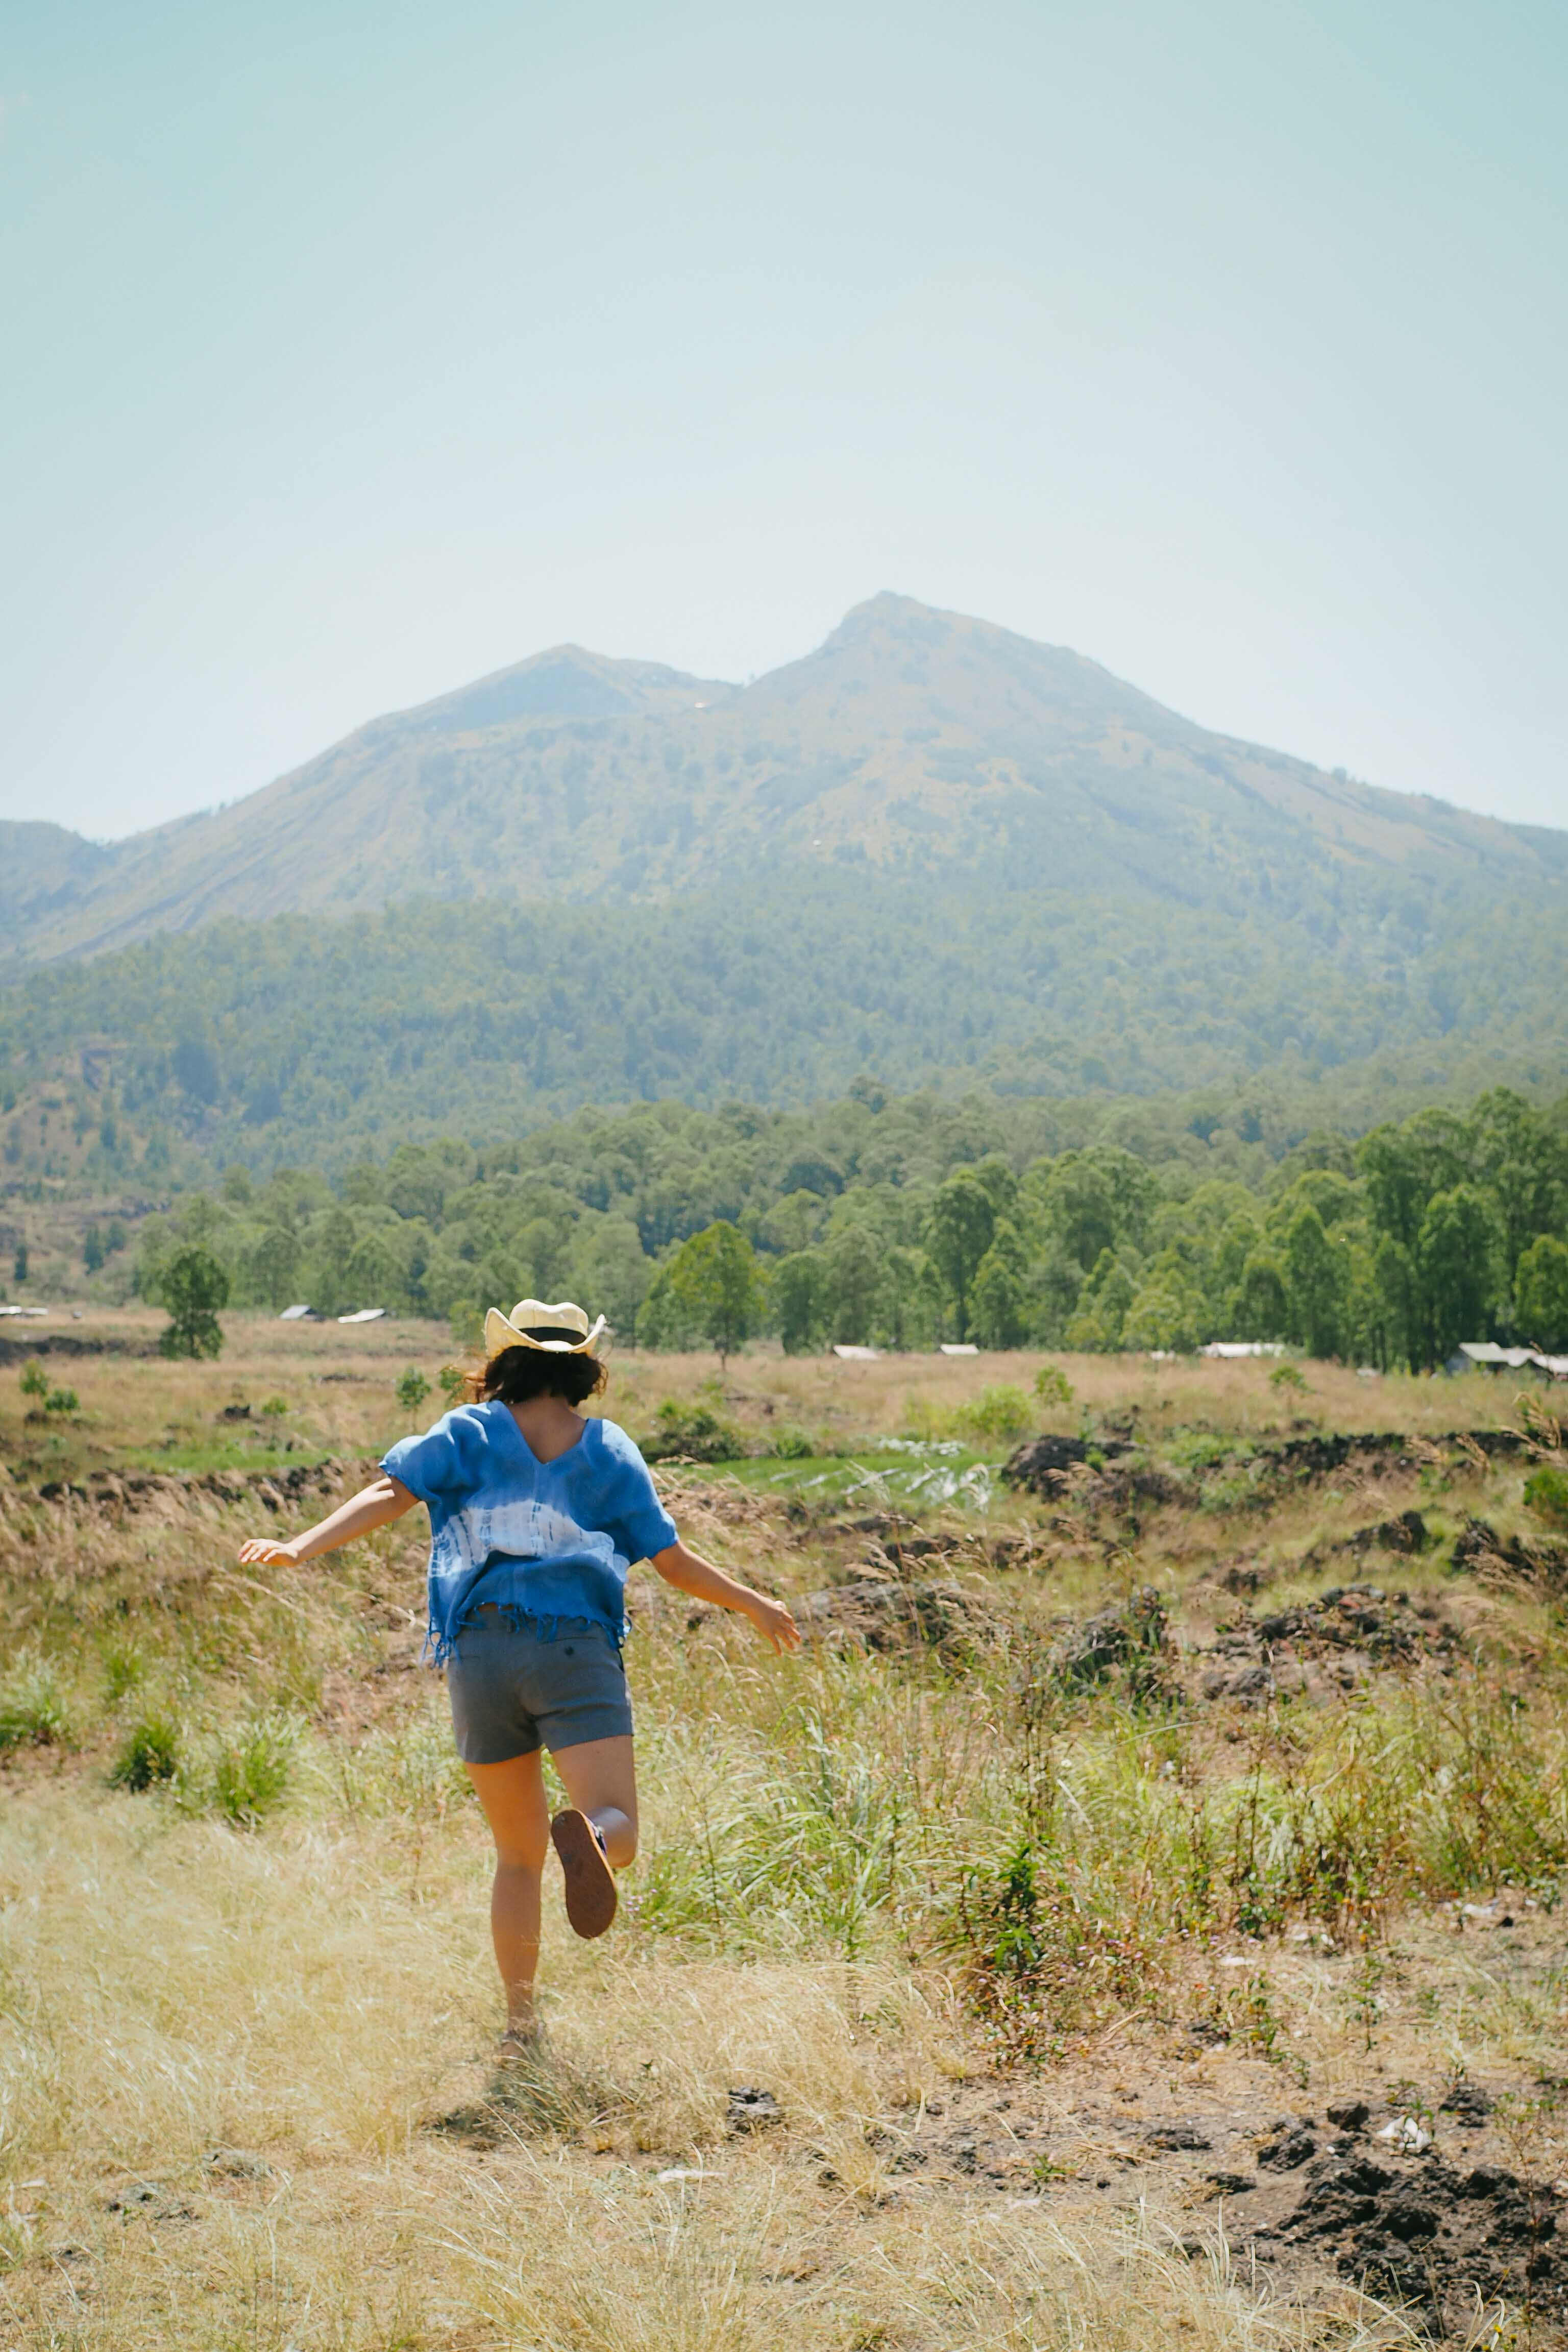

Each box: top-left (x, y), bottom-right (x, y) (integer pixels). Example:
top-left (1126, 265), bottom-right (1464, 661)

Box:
top-left (3, 593), bottom-right (1554, 966)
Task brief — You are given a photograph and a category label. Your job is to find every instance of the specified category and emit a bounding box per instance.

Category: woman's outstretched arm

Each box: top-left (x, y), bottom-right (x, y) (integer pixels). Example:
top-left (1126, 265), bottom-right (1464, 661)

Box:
top-left (237, 1474), bottom-right (419, 1568)
top-left (650, 1538), bottom-right (800, 1652)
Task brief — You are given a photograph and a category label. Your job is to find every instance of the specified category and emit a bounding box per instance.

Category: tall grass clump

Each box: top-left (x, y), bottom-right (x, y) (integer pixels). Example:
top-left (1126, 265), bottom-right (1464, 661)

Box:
top-left (109, 1710), bottom-right (183, 1792)
top-left (946, 1675), bottom-right (1568, 2047)
top-left (0, 1652), bottom-right (71, 1752)
top-left (203, 1710), bottom-right (302, 1825)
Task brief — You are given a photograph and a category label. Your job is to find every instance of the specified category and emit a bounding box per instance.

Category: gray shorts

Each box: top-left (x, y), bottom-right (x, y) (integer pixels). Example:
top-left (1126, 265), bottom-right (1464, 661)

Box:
top-left (446, 1610), bottom-right (632, 1765)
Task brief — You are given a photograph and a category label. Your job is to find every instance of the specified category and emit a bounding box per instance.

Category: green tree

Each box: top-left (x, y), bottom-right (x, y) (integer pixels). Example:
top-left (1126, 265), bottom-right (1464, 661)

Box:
top-left (1063, 1248), bottom-right (1138, 1351)
top-left (1463, 1088), bottom-right (1565, 1287)
top-left (154, 1246), bottom-right (230, 1359)
top-left (656, 1221), bottom-right (766, 1362)
top-left (83, 1224), bottom-right (104, 1273)
top-left (249, 1226), bottom-right (301, 1311)
top-left (1415, 1184), bottom-right (1502, 1368)
top-left (309, 1206), bottom-right (357, 1319)
top-left (1283, 1205), bottom-right (1345, 1360)
top-left (1356, 1110), bottom-right (1466, 1254)
top-left (925, 1171), bottom-right (996, 1340)
top-left (874, 1245), bottom-right (943, 1351)
top-left (1365, 1232), bottom-right (1417, 1370)
top-left (1515, 1234), bottom-right (1568, 1353)
top-left (1024, 1145), bottom-right (1156, 1275)
top-left (822, 1224), bottom-right (885, 1346)
top-left (970, 1219), bottom-right (1028, 1349)
top-left (771, 1249), bottom-right (824, 1354)
top-left (1230, 1245), bottom-right (1289, 1341)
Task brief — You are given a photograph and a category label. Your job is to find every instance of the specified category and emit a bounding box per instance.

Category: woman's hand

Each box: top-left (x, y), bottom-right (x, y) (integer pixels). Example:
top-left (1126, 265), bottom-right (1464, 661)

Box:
top-left (744, 1592), bottom-right (801, 1654)
top-left (237, 1537), bottom-right (303, 1567)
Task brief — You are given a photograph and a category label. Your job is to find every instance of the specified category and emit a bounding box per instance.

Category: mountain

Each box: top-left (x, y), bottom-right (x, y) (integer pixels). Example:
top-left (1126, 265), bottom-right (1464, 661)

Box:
top-left (4, 593), bottom-right (1559, 965)
top-left (1, 595), bottom-right (1565, 1185)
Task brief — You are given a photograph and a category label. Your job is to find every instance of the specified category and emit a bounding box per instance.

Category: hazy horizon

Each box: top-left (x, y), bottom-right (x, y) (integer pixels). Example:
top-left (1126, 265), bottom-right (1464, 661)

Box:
top-left (3, 0), bottom-right (1564, 841)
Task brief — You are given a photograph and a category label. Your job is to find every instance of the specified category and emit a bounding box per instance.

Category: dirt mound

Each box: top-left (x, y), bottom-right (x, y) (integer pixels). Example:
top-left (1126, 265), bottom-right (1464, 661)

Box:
top-left (1195, 1584), bottom-right (1463, 1702)
top-left (1273, 2147), bottom-right (1568, 2330)
top-left (1255, 1427), bottom-right (1527, 1482)
top-left (1452, 1517), bottom-right (1568, 1586)
top-left (1344, 1509), bottom-right (1429, 1556)
top-left (17, 1459), bottom-right (354, 1514)
top-left (1049, 1587), bottom-right (1172, 1696)
top-left (793, 1578), bottom-right (1001, 1660)
top-left (1001, 1434), bottom-right (1133, 1497)
top-left (0, 1333), bottom-right (157, 1367)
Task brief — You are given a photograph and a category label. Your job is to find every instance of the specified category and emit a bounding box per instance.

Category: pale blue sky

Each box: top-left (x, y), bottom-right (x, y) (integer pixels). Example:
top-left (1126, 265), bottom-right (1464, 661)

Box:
top-left (2, 0), bottom-right (1564, 837)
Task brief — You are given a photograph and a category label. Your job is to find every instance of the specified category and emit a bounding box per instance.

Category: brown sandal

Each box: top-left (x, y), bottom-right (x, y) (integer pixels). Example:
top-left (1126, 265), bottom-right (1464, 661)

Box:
top-left (551, 1808), bottom-right (618, 1939)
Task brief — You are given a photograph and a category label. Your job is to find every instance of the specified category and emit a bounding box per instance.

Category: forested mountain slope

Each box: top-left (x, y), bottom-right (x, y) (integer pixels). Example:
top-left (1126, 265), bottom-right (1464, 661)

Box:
top-left (5, 594), bottom-right (1561, 964)
top-left (1, 596), bottom-right (1564, 1187)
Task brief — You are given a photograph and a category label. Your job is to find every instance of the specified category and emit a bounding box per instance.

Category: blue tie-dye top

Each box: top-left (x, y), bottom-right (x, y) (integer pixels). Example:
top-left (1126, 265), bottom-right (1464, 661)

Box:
top-left (380, 1402), bottom-right (677, 1664)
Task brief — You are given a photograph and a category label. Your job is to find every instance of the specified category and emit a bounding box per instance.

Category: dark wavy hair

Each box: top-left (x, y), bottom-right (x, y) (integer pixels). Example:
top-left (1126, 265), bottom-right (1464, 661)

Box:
top-left (462, 1344), bottom-right (608, 1408)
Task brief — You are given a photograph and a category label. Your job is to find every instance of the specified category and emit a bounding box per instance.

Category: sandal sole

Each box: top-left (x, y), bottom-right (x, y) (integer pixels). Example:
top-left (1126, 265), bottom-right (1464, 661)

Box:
top-left (551, 1809), bottom-right (618, 1939)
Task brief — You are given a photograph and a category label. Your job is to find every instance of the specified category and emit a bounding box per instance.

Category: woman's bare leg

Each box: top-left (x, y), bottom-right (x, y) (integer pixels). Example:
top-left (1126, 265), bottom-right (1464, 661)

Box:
top-left (464, 1750), bottom-right (550, 2030)
top-left (551, 1734), bottom-right (639, 1867)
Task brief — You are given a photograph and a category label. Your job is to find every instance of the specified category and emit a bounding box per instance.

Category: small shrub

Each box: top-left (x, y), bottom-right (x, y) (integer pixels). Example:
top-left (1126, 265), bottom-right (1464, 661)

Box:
top-left (768, 1424), bottom-right (816, 1459)
top-left (641, 1399), bottom-right (745, 1462)
top-left (207, 1713), bottom-right (298, 1826)
top-left (1032, 1363), bottom-right (1073, 1409)
top-left (0, 1658), bottom-right (70, 1752)
top-left (18, 1359), bottom-right (48, 1399)
top-left (951, 1384), bottom-right (1033, 1443)
top-left (259, 1395), bottom-right (288, 1418)
top-left (1269, 1362), bottom-right (1310, 1395)
top-left (43, 1384), bottom-right (80, 1416)
top-left (100, 1644), bottom-right (146, 1704)
top-left (952, 1837), bottom-right (1154, 2054)
top-left (1525, 1466), bottom-right (1568, 1533)
top-left (396, 1365), bottom-right (432, 1413)
top-left (154, 1244), bottom-right (229, 1359)
top-left (110, 1712), bottom-right (182, 1792)
top-left (437, 1364), bottom-right (467, 1406)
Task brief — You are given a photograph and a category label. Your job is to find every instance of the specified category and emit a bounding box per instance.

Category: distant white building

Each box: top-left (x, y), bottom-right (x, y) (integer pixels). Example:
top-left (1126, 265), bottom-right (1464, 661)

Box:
top-left (1201, 1341), bottom-right (1286, 1359)
top-left (1448, 1340), bottom-right (1568, 1381)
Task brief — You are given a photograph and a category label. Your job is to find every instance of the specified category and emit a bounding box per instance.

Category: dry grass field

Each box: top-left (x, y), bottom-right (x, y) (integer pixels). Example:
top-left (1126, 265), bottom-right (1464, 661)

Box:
top-left (4, 1315), bottom-right (1568, 2348)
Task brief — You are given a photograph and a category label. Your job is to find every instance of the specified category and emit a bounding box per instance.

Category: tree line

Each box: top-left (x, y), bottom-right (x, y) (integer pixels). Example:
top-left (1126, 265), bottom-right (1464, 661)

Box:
top-left (130, 1082), bottom-right (1568, 1368)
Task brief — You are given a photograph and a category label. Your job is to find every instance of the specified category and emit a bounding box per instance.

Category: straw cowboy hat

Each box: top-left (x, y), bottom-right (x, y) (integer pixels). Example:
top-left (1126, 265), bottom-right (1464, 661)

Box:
top-left (483, 1297), bottom-right (607, 1359)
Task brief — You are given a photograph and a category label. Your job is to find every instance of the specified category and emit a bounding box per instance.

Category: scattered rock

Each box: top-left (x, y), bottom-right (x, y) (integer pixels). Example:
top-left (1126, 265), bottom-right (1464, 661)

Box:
top-left (1439, 2081), bottom-right (1494, 2127)
top-left (726, 2087), bottom-right (781, 2134)
top-left (204, 2147), bottom-right (270, 2179)
top-left (1205, 2170), bottom-right (1258, 2196)
top-left (102, 2179), bottom-right (193, 2221)
top-left (218, 1403), bottom-right (253, 1422)
top-left (103, 2182), bottom-right (163, 2212)
top-left (1258, 2126), bottom-right (1318, 2171)
top-left (1375, 2117), bottom-right (1433, 2154)
top-left (1325, 2098), bottom-right (1370, 2132)
top-left (1344, 1509), bottom-right (1428, 1556)
top-left (1145, 2123), bottom-right (1211, 2152)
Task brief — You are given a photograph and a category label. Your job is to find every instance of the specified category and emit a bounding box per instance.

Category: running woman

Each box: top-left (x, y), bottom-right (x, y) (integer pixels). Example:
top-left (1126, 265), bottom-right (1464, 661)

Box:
top-left (237, 1298), bottom-right (799, 2056)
